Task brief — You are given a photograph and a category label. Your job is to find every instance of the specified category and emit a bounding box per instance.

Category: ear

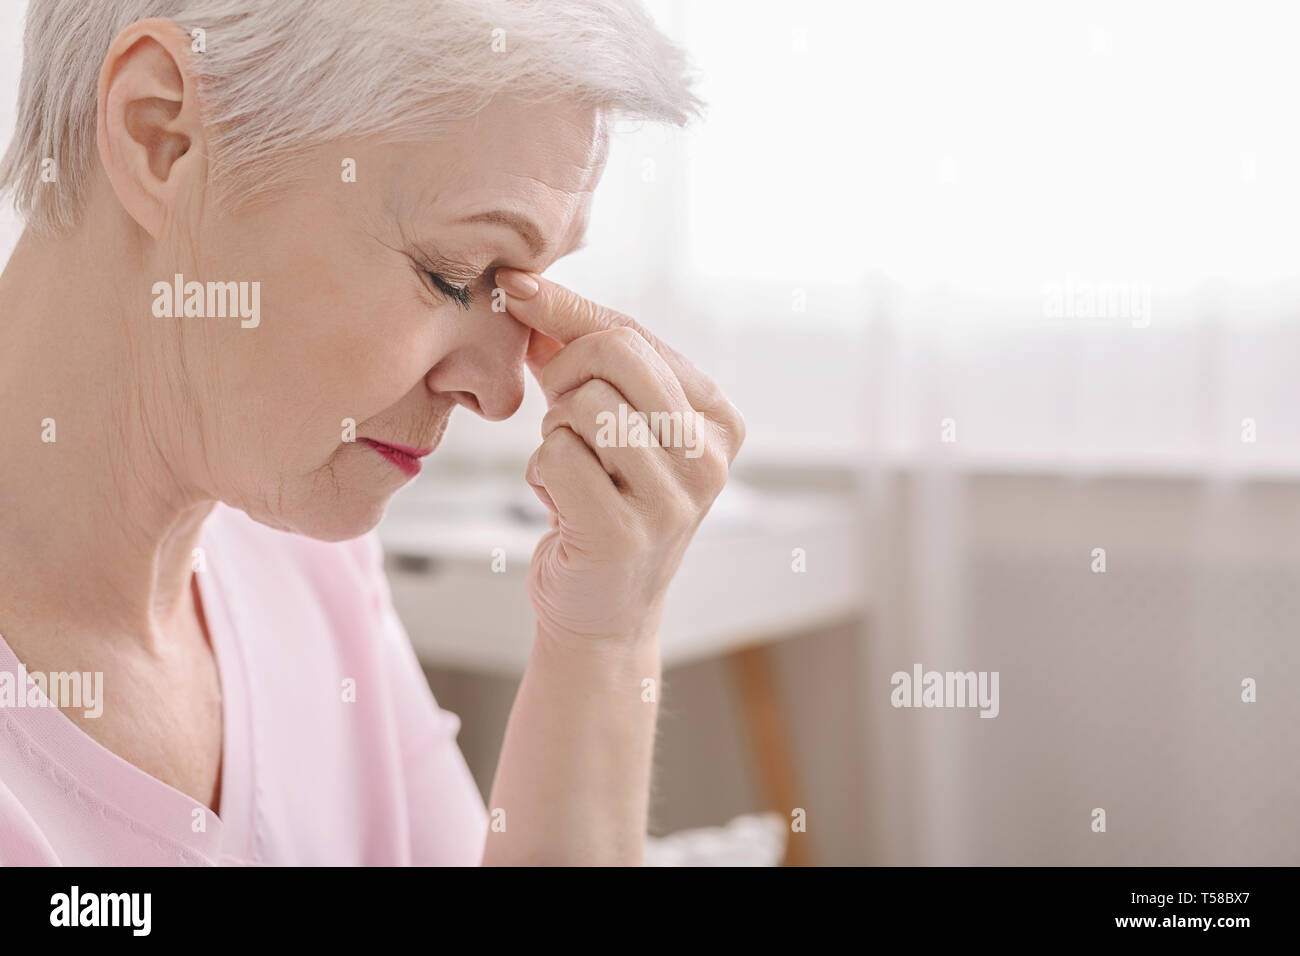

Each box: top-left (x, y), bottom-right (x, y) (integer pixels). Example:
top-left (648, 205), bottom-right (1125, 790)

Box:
top-left (95, 18), bottom-right (205, 239)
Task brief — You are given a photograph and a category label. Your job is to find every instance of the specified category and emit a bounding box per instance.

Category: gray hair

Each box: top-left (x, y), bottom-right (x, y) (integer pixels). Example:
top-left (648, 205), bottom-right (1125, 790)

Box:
top-left (0, 0), bottom-right (702, 234)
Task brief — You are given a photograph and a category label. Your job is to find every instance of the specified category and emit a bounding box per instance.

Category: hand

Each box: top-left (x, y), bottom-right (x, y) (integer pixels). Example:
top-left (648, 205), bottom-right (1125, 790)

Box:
top-left (496, 268), bottom-right (745, 649)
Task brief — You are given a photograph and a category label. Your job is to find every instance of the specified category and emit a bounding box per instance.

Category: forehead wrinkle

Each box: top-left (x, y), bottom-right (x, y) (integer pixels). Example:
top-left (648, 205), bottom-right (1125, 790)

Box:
top-left (390, 122), bottom-right (603, 268)
top-left (458, 172), bottom-right (592, 262)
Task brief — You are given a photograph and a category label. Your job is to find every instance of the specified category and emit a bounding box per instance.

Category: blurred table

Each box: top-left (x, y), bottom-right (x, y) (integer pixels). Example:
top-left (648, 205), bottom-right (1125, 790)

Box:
top-left (378, 476), bottom-right (867, 865)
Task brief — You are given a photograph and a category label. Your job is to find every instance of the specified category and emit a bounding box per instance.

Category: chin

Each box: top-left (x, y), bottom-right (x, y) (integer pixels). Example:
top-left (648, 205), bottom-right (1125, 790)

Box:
top-left (293, 513), bottom-right (387, 543)
top-left (234, 490), bottom-right (392, 543)
top-left (292, 498), bottom-right (392, 542)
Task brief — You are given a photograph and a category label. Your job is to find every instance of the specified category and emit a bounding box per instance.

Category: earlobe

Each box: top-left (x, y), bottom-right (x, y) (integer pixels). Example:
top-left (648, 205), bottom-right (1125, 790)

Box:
top-left (95, 19), bottom-right (203, 239)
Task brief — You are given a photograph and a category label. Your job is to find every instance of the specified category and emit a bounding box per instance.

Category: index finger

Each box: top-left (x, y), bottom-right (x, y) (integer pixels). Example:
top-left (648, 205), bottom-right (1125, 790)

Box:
top-left (496, 267), bottom-right (647, 346)
top-left (495, 268), bottom-right (740, 430)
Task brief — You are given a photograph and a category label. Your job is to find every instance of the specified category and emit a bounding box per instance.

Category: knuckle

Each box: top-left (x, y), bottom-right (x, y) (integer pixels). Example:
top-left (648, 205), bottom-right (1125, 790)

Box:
top-left (576, 294), bottom-right (604, 329)
top-left (603, 325), bottom-right (643, 351)
top-left (625, 317), bottom-right (660, 349)
top-left (538, 358), bottom-right (565, 398)
top-left (695, 446), bottom-right (730, 496)
top-left (537, 425), bottom-right (574, 467)
top-left (534, 439), bottom-right (558, 474)
top-left (575, 375), bottom-right (613, 400)
top-left (549, 286), bottom-right (582, 320)
top-left (539, 400), bottom-right (566, 436)
top-left (712, 398), bottom-right (746, 453)
top-left (724, 401), bottom-right (747, 447)
top-left (574, 377), bottom-right (618, 418)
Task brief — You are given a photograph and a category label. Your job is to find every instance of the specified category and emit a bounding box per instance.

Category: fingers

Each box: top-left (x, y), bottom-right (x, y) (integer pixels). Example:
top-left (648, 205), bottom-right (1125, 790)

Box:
top-left (540, 378), bottom-right (671, 496)
top-left (537, 327), bottom-right (701, 458)
top-left (496, 267), bottom-right (643, 346)
top-left (526, 425), bottom-right (621, 520)
top-left (524, 328), bottom-right (563, 382)
top-left (496, 268), bottom-right (746, 461)
top-left (539, 378), bottom-right (730, 519)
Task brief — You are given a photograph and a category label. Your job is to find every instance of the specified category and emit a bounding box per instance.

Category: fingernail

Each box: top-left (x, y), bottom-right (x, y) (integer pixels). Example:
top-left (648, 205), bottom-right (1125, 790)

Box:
top-left (496, 269), bottom-right (539, 299)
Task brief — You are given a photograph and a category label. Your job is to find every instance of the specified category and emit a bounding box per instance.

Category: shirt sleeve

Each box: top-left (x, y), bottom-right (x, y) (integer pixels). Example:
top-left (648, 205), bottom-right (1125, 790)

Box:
top-left (356, 531), bottom-right (489, 866)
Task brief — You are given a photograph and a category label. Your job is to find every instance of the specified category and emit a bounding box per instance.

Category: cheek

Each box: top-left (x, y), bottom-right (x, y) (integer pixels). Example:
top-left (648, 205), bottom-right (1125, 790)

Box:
top-left (198, 273), bottom-right (435, 485)
top-left (197, 196), bottom-right (442, 469)
top-left (268, 252), bottom-right (434, 408)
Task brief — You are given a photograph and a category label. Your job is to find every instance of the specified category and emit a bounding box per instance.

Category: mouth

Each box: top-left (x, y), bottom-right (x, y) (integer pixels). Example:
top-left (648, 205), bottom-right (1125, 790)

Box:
top-left (359, 438), bottom-right (432, 478)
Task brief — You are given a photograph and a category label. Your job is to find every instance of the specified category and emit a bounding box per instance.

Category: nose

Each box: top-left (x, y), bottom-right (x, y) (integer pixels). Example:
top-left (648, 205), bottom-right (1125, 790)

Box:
top-left (424, 296), bottom-right (530, 421)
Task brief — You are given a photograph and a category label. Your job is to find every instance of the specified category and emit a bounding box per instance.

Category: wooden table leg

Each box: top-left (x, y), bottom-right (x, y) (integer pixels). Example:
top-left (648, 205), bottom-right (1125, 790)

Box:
top-left (727, 642), bottom-right (815, 867)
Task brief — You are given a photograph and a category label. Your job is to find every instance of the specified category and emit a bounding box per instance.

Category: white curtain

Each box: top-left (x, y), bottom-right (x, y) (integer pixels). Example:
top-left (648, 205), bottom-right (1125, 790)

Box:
top-left (663, 0), bottom-right (1300, 863)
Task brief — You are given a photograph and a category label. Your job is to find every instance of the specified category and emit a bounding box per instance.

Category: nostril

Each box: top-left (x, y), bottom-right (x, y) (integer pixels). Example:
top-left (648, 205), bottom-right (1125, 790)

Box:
top-left (452, 391), bottom-right (482, 416)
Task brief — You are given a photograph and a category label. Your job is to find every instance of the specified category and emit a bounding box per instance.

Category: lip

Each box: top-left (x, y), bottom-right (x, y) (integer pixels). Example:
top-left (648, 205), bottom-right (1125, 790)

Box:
top-left (359, 438), bottom-right (430, 477)
top-left (366, 439), bottom-right (434, 458)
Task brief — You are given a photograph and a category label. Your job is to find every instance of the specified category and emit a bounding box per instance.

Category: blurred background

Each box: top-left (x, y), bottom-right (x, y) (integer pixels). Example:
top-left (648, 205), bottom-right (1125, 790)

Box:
top-left (3, 0), bottom-right (1297, 864)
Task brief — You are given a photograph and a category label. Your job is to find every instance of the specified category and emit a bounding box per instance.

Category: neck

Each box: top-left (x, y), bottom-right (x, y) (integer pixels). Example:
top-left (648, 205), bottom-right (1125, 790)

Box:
top-left (0, 226), bottom-right (212, 649)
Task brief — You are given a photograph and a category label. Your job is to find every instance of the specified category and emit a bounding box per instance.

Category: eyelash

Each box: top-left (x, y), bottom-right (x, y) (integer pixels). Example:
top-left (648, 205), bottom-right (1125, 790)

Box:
top-left (427, 271), bottom-right (474, 310)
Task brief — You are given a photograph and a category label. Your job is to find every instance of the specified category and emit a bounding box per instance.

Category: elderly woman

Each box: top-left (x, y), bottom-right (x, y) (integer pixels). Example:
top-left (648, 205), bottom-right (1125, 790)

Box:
top-left (0, 0), bottom-right (742, 866)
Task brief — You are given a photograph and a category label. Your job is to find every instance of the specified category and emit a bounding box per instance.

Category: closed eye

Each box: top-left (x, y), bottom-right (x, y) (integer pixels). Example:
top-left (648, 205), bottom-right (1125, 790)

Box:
top-left (428, 271), bottom-right (473, 310)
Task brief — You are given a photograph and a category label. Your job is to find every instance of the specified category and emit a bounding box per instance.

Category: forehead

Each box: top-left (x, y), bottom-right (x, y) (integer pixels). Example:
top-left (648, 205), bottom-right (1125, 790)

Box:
top-left (389, 97), bottom-right (609, 264)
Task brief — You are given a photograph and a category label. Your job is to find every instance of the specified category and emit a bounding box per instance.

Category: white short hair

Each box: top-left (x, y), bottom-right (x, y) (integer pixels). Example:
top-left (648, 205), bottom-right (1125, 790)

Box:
top-left (1, 0), bottom-right (702, 234)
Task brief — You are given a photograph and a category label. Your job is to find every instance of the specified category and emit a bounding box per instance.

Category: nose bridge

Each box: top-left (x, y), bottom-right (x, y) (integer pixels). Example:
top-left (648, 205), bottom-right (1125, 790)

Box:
top-left (427, 294), bottom-right (529, 420)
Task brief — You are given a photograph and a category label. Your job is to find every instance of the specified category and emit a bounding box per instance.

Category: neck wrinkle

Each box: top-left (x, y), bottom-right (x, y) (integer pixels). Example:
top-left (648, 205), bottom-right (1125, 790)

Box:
top-left (0, 226), bottom-right (215, 649)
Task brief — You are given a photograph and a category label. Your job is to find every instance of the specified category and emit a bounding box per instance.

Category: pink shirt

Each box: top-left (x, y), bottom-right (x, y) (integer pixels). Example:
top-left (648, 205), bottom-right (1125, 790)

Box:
top-left (0, 503), bottom-right (488, 865)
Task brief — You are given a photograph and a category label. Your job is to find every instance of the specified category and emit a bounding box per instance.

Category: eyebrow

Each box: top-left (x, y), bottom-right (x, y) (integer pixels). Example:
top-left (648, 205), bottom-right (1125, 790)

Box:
top-left (456, 209), bottom-right (587, 259)
top-left (457, 210), bottom-right (546, 258)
